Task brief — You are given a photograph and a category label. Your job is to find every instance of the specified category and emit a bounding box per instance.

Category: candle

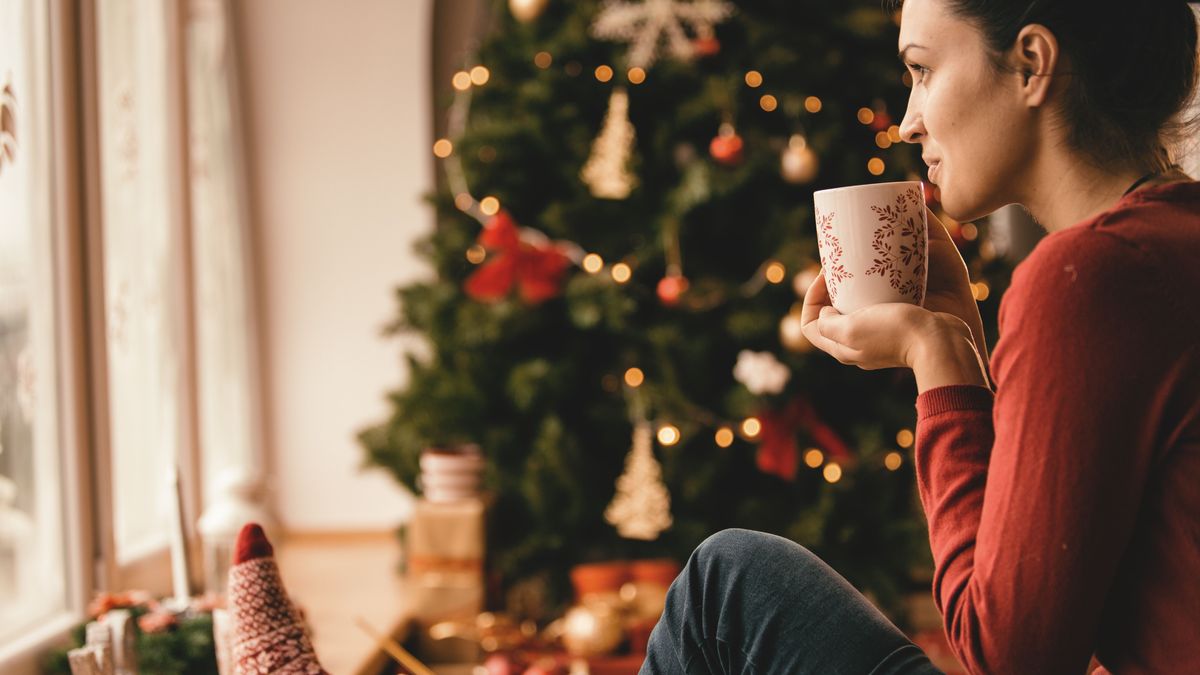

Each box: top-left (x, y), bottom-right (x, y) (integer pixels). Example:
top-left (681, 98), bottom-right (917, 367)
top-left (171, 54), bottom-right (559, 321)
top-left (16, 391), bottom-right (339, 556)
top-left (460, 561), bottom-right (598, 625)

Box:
top-left (167, 466), bottom-right (193, 608)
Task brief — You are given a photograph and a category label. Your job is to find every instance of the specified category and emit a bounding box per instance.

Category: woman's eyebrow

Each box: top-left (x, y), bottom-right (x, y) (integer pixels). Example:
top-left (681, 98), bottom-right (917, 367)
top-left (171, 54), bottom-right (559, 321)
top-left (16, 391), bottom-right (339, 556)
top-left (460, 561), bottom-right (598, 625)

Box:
top-left (898, 44), bottom-right (928, 61)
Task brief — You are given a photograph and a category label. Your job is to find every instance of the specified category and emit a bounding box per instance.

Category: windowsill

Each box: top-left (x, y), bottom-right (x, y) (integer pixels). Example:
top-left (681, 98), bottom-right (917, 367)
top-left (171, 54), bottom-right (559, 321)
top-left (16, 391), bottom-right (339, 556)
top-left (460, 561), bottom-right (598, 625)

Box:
top-left (276, 531), bottom-right (412, 675)
top-left (0, 612), bottom-right (82, 675)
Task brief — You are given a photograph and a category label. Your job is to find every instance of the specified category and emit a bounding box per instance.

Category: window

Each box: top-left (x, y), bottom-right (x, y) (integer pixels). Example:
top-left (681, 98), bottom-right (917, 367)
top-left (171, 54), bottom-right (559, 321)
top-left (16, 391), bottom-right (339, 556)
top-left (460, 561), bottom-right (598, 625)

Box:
top-left (0, 0), bottom-right (266, 667)
top-left (0, 0), bottom-right (71, 644)
top-left (93, 0), bottom-right (193, 565)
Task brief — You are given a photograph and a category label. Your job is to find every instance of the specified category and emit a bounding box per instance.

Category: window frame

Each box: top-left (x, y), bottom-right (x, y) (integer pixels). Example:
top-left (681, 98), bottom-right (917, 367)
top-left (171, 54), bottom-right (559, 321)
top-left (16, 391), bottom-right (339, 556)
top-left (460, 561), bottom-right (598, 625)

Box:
top-left (0, 0), bottom-right (93, 671)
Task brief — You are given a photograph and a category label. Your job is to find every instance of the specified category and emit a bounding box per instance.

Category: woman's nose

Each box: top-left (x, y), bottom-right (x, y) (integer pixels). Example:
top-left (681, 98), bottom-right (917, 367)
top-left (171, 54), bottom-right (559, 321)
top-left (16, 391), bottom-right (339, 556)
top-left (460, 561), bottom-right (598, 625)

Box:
top-left (899, 99), bottom-right (924, 144)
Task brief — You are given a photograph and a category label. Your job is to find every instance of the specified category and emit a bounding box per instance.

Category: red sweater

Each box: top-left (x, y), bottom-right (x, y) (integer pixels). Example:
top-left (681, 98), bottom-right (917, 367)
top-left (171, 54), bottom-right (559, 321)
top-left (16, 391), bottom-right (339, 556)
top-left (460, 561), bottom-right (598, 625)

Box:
top-left (915, 181), bottom-right (1200, 674)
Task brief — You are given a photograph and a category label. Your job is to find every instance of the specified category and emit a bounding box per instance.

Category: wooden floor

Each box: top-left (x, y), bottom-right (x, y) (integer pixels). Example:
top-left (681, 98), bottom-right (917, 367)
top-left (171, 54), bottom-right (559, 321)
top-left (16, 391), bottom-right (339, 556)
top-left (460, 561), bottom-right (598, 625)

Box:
top-left (276, 532), bottom-right (411, 675)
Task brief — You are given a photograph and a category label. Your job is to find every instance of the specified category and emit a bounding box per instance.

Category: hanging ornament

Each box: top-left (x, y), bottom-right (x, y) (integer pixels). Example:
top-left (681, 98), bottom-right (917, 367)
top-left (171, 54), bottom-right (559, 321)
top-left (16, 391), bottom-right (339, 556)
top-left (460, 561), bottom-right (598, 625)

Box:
top-left (691, 24), bottom-right (721, 57)
top-left (709, 121), bottom-right (743, 166)
top-left (656, 274), bottom-right (689, 306)
top-left (1, 78), bottom-right (17, 175)
top-left (591, 0), bottom-right (735, 70)
top-left (870, 99), bottom-right (892, 132)
top-left (605, 422), bottom-right (673, 540)
top-left (581, 88), bottom-right (638, 199)
top-left (779, 304), bottom-right (813, 353)
top-left (780, 133), bottom-right (819, 184)
top-left (509, 0), bottom-right (550, 23)
top-left (561, 601), bottom-right (624, 657)
top-left (733, 350), bottom-right (791, 395)
top-left (464, 211), bottom-right (573, 304)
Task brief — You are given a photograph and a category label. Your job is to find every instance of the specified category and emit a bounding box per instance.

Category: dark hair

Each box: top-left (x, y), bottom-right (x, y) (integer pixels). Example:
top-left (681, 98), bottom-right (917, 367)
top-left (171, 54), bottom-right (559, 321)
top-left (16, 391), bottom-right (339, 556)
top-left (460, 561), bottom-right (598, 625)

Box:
top-left (889, 0), bottom-right (1200, 172)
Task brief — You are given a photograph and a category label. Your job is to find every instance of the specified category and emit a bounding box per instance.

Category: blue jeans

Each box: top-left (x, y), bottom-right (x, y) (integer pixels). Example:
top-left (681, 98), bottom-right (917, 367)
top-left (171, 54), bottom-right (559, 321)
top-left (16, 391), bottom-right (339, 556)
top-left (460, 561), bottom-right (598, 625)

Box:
top-left (641, 529), bottom-right (945, 674)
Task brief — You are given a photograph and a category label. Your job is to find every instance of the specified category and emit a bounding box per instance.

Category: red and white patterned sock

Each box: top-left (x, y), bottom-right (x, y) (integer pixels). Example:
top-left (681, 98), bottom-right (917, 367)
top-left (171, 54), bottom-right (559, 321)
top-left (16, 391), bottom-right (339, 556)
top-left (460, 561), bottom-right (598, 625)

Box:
top-left (228, 523), bottom-right (329, 675)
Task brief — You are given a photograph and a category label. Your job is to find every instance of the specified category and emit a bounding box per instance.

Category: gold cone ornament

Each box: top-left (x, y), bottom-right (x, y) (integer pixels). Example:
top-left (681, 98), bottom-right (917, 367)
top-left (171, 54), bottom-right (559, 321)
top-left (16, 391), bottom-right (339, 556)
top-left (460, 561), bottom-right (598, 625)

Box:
top-left (581, 88), bottom-right (638, 199)
top-left (604, 422), bottom-right (673, 540)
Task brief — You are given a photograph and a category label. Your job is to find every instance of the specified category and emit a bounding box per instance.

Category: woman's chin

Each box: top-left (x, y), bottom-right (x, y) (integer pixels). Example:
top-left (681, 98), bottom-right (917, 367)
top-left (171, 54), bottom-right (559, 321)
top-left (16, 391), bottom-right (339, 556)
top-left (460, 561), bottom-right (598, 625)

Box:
top-left (938, 187), bottom-right (992, 224)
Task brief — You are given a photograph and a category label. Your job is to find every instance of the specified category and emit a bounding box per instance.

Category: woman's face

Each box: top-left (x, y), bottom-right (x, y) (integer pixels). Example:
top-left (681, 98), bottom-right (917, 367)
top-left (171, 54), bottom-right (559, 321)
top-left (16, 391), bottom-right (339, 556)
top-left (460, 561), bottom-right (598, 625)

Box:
top-left (897, 0), bottom-right (1032, 222)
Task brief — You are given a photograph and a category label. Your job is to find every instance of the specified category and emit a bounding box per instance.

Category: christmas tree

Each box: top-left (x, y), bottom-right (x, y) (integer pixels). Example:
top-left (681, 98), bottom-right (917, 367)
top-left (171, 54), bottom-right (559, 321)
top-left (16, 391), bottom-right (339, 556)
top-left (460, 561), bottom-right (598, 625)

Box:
top-left (360, 0), bottom-right (1010, 623)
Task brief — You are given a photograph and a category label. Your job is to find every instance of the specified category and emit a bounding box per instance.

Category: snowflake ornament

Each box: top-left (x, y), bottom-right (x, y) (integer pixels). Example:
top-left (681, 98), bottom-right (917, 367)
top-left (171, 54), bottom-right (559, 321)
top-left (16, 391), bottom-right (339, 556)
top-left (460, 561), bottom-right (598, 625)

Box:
top-left (591, 0), bottom-right (735, 69)
top-left (733, 350), bottom-right (791, 396)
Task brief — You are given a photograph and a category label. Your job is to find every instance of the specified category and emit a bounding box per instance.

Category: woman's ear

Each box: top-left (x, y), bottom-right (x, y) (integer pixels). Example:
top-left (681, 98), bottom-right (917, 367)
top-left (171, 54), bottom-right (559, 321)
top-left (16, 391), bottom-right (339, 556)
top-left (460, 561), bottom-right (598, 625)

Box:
top-left (1011, 23), bottom-right (1060, 107)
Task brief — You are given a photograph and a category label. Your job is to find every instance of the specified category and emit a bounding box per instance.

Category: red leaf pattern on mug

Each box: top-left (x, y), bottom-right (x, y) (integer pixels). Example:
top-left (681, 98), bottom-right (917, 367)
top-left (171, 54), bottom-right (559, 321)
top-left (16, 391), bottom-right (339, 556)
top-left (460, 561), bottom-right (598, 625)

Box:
top-left (866, 188), bottom-right (925, 303)
top-left (816, 209), bottom-right (852, 304)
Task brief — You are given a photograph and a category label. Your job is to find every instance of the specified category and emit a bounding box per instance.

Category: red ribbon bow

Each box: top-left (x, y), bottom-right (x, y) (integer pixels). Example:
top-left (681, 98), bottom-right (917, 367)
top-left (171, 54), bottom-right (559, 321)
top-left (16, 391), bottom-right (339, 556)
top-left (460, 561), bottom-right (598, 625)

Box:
top-left (755, 397), bottom-right (855, 481)
top-left (464, 211), bottom-right (572, 305)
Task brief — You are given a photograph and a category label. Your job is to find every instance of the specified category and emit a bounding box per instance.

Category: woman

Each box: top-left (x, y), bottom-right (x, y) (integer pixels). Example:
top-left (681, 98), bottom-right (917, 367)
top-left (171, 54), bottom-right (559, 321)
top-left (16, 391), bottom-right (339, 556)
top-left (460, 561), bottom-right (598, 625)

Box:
top-left (641, 1), bottom-right (1200, 673)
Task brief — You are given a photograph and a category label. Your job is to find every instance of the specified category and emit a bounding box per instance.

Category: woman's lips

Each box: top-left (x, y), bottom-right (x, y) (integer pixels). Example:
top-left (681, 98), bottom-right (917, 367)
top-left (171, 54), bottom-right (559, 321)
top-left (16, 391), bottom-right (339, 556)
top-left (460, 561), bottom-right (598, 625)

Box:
top-left (928, 161), bottom-right (942, 184)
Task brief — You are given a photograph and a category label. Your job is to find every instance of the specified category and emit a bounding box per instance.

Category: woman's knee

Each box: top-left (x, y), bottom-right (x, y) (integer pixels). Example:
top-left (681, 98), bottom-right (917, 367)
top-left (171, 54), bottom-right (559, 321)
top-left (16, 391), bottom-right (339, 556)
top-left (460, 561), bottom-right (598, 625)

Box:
top-left (691, 528), bottom-right (812, 577)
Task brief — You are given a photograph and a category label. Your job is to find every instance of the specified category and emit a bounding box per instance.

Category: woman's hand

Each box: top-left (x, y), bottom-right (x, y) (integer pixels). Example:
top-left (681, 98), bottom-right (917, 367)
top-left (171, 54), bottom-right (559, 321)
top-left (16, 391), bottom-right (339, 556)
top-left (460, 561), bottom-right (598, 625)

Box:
top-left (922, 208), bottom-right (990, 362)
top-left (799, 271), bottom-right (938, 371)
top-left (800, 271), bottom-right (990, 391)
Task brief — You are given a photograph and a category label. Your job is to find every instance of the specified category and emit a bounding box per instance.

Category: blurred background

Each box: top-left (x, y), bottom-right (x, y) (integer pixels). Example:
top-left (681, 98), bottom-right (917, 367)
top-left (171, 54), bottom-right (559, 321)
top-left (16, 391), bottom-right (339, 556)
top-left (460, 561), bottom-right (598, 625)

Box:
top-left (1, 1), bottom-right (1197, 673)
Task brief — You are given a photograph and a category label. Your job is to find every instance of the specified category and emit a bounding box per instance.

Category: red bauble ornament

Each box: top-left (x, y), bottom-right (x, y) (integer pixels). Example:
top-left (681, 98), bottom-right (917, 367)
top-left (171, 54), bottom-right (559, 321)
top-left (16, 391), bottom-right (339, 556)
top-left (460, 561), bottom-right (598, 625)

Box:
top-left (656, 275), bottom-right (690, 306)
top-left (709, 123), bottom-right (743, 166)
top-left (692, 36), bottom-right (721, 57)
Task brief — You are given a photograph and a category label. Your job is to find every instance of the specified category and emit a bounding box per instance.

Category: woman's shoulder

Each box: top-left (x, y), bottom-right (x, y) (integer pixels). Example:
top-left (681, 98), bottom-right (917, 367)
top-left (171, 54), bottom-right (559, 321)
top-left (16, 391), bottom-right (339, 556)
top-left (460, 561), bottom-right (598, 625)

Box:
top-left (1020, 180), bottom-right (1200, 281)
top-left (1004, 182), bottom-right (1200, 335)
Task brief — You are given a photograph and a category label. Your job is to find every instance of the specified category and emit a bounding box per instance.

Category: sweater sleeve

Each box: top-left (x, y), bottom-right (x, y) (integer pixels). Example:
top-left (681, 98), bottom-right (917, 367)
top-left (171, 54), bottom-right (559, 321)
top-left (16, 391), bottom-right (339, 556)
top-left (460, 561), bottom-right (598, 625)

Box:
top-left (914, 230), bottom-right (1166, 674)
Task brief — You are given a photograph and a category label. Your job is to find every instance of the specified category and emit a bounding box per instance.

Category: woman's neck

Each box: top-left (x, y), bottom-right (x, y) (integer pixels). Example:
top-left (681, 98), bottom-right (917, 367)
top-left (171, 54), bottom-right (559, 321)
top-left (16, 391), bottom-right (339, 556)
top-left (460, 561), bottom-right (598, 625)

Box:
top-left (1018, 152), bottom-right (1184, 234)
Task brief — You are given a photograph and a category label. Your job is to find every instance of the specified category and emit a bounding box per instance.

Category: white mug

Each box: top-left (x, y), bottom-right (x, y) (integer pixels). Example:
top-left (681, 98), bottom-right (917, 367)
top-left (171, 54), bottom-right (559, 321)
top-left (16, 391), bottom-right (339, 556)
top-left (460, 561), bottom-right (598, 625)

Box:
top-left (812, 181), bottom-right (928, 314)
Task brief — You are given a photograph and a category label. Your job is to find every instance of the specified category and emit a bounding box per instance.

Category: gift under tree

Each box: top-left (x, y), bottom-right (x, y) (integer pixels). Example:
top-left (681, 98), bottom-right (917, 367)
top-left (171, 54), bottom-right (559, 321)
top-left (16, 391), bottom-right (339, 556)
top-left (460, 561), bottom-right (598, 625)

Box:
top-left (361, 0), bottom-right (1011, 624)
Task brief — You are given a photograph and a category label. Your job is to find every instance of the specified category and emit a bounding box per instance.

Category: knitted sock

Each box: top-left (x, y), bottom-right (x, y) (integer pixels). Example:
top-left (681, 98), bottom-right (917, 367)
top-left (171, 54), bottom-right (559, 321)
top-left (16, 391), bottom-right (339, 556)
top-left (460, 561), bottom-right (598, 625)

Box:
top-left (228, 523), bottom-right (329, 675)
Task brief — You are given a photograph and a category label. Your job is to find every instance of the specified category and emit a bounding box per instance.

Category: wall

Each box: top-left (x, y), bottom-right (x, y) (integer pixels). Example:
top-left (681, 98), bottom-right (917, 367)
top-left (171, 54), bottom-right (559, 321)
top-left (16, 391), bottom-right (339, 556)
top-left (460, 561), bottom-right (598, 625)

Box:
top-left (234, 0), bottom-right (431, 531)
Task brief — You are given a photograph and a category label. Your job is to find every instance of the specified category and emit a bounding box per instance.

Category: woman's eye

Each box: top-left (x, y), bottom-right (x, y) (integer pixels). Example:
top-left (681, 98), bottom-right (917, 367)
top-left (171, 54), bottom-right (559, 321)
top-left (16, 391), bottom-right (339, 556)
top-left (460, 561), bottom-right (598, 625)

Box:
top-left (905, 63), bottom-right (930, 82)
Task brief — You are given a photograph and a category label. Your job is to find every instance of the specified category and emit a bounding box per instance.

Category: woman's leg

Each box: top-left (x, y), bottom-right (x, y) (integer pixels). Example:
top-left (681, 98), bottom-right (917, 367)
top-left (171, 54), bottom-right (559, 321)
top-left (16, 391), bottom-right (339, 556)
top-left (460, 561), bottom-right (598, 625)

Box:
top-left (641, 529), bottom-right (943, 675)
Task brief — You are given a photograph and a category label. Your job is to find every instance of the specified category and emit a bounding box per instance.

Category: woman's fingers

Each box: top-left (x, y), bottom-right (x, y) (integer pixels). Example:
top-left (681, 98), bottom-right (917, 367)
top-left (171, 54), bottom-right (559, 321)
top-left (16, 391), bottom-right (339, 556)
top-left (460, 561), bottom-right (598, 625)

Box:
top-left (926, 207), bottom-right (953, 244)
top-left (801, 269), bottom-right (859, 360)
top-left (800, 270), bottom-right (830, 327)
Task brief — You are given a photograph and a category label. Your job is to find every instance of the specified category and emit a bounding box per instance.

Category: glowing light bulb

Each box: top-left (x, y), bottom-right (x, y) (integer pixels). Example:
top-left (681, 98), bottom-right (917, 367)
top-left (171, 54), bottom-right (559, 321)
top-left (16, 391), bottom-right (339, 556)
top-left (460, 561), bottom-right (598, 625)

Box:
top-left (741, 417), bottom-right (762, 438)
top-left (624, 367), bottom-right (645, 388)
top-left (885, 452), bottom-right (903, 471)
top-left (657, 425), bottom-right (680, 446)
top-left (804, 448), bottom-right (824, 468)
top-left (715, 427), bottom-right (735, 448)
top-left (582, 253), bottom-right (604, 274)
top-left (823, 462), bottom-right (843, 483)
